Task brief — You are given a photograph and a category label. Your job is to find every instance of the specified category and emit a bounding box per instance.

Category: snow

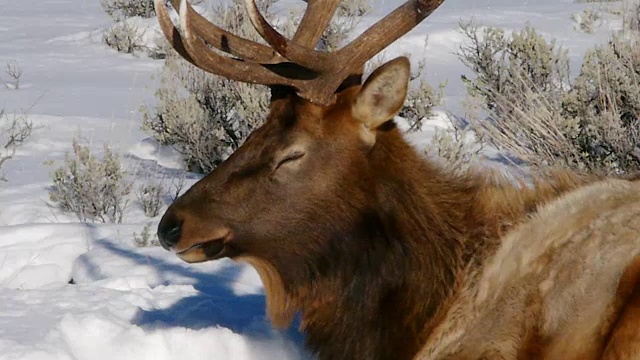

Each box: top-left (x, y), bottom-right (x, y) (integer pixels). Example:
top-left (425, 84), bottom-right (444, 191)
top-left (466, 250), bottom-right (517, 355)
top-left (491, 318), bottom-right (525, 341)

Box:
top-left (0, 224), bottom-right (89, 289)
top-left (0, 0), bottom-right (622, 358)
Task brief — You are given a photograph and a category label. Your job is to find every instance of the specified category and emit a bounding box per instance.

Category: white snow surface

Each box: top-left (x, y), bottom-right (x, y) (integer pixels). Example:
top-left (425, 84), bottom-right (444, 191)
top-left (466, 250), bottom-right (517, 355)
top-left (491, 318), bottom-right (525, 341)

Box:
top-left (0, 0), bottom-right (620, 358)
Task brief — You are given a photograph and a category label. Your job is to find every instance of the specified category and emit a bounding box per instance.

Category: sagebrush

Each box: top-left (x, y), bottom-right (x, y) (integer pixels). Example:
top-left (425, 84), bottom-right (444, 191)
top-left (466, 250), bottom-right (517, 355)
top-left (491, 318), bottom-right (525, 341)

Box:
top-left (458, 21), bottom-right (571, 116)
top-left (136, 179), bottom-right (166, 217)
top-left (337, 0), bottom-right (371, 17)
top-left (571, 7), bottom-right (602, 33)
top-left (100, 0), bottom-right (176, 55)
top-left (49, 139), bottom-right (132, 223)
top-left (623, 0), bottom-right (640, 34)
top-left (142, 52), bottom-right (268, 173)
top-left (459, 21), bottom-right (640, 174)
top-left (133, 222), bottom-right (160, 247)
top-left (427, 120), bottom-right (484, 174)
top-left (103, 21), bottom-right (146, 54)
top-left (399, 54), bottom-right (446, 132)
top-left (100, 0), bottom-right (155, 21)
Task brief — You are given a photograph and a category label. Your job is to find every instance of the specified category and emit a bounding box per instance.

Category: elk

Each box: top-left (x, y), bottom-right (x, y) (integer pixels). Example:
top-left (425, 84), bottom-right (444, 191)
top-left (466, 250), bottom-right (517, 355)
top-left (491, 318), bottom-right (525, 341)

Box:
top-left (154, 0), bottom-right (640, 358)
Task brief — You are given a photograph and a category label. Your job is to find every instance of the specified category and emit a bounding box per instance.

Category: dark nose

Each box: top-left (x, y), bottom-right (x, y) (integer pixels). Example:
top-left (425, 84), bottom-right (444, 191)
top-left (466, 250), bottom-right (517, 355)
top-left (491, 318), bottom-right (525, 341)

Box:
top-left (157, 214), bottom-right (183, 250)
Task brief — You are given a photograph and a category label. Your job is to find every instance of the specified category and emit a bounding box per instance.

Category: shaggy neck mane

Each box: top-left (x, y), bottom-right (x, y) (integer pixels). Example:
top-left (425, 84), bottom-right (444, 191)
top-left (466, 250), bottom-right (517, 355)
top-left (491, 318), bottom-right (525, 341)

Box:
top-left (255, 123), bottom-right (588, 360)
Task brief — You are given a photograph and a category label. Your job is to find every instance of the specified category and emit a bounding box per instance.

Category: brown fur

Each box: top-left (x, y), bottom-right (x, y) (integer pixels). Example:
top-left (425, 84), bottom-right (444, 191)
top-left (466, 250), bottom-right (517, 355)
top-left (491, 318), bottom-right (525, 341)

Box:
top-left (601, 256), bottom-right (640, 359)
top-left (415, 179), bottom-right (640, 360)
top-left (158, 59), bottom-right (639, 359)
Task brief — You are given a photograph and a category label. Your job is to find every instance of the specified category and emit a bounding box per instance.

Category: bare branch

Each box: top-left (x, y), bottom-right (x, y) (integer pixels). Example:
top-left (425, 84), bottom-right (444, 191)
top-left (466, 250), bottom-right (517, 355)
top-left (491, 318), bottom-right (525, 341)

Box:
top-left (0, 110), bottom-right (34, 181)
top-left (4, 60), bottom-right (23, 90)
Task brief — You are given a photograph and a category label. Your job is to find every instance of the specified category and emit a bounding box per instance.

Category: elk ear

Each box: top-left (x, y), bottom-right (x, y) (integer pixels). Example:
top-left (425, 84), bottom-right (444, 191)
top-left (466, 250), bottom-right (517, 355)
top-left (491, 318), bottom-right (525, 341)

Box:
top-left (352, 56), bottom-right (410, 146)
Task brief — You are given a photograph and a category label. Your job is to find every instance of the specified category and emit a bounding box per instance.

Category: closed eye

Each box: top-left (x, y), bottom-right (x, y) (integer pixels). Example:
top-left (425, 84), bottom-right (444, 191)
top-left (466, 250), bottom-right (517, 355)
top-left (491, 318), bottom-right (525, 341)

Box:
top-left (275, 151), bottom-right (305, 171)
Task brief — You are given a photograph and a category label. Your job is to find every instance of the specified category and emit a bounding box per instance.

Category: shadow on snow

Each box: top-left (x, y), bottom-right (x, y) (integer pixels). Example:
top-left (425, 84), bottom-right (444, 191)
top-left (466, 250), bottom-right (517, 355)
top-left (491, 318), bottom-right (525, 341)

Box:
top-left (80, 226), bottom-right (305, 349)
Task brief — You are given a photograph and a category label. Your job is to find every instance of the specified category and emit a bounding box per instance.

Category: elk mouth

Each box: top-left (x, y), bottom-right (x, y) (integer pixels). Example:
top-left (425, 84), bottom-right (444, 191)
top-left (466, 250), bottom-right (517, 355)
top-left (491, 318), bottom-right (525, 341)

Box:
top-left (175, 231), bottom-right (233, 263)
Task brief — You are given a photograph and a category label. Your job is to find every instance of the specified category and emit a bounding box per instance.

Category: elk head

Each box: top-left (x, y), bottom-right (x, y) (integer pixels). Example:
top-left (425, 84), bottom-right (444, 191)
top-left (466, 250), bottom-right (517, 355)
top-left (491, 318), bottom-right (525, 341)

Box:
top-left (155, 0), bottom-right (446, 324)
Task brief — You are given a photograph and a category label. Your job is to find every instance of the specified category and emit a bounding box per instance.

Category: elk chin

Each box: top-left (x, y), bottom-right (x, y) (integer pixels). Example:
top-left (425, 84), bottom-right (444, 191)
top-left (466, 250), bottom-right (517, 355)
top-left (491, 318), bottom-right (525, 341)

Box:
top-left (176, 245), bottom-right (212, 263)
top-left (175, 232), bottom-right (233, 263)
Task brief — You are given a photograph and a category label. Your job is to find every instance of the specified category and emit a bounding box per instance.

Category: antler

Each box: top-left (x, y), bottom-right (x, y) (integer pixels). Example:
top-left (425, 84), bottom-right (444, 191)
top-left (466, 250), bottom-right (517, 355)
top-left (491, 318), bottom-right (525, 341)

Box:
top-left (165, 0), bottom-right (282, 63)
top-left (292, 0), bottom-right (342, 47)
top-left (155, 0), bottom-right (446, 105)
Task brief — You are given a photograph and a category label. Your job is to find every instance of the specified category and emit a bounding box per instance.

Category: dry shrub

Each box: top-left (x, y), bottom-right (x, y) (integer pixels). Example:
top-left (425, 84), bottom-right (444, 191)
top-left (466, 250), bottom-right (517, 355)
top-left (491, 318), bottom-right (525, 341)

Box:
top-left (563, 37), bottom-right (640, 172)
top-left (103, 21), bottom-right (146, 54)
top-left (458, 21), bottom-right (571, 116)
top-left (399, 53), bottom-right (446, 132)
top-left (49, 139), bottom-right (132, 223)
top-left (0, 110), bottom-right (33, 181)
top-left (571, 7), bottom-right (602, 34)
top-left (3, 60), bottom-right (23, 90)
top-left (337, 0), bottom-right (371, 17)
top-left (133, 222), bottom-right (160, 247)
top-left (100, 0), bottom-right (185, 55)
top-left (623, 0), bottom-right (640, 34)
top-left (143, 58), bottom-right (266, 173)
top-left (427, 120), bottom-right (484, 175)
top-left (100, 0), bottom-right (156, 21)
top-left (460, 21), bottom-right (640, 175)
top-left (472, 86), bottom-right (583, 169)
top-left (136, 180), bottom-right (166, 218)
top-left (142, 0), bottom-right (273, 173)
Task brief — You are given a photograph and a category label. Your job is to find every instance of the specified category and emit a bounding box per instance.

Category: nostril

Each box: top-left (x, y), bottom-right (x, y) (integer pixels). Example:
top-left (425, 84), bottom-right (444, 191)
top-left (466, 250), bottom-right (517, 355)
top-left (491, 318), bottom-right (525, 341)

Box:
top-left (157, 216), bottom-right (183, 251)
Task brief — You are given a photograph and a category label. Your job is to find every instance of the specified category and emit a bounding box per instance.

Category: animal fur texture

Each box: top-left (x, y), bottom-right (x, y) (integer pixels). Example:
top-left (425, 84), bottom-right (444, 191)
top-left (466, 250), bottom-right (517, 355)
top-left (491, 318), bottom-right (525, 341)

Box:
top-left (416, 178), bottom-right (640, 359)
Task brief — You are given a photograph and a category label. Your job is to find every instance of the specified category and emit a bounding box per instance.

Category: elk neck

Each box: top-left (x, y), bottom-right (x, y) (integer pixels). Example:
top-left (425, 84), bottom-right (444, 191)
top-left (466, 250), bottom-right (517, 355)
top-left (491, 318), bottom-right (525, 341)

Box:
top-left (292, 124), bottom-right (484, 360)
top-left (254, 100), bottom-right (589, 359)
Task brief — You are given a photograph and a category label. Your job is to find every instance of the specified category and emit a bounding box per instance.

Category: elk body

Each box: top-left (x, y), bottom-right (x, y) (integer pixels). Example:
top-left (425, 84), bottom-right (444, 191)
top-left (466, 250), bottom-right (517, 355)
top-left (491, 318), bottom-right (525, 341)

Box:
top-left (154, 0), bottom-right (640, 358)
top-left (415, 178), bottom-right (640, 359)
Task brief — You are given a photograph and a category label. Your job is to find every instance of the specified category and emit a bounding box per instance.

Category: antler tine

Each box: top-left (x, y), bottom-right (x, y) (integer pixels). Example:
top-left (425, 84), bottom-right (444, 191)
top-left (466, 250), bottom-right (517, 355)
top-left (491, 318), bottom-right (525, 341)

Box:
top-left (156, 0), bottom-right (312, 90)
top-left (292, 0), bottom-right (447, 102)
top-left (292, 0), bottom-right (341, 48)
top-left (334, 0), bottom-right (446, 76)
top-left (156, 0), bottom-right (446, 106)
top-left (155, 0), bottom-right (199, 67)
top-left (165, 0), bottom-right (283, 63)
top-left (242, 0), bottom-right (332, 71)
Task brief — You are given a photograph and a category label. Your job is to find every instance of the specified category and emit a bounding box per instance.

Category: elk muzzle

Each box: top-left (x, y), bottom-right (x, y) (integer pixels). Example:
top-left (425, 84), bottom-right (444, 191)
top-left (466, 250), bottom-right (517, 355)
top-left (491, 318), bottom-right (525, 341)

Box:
top-left (157, 210), bottom-right (234, 263)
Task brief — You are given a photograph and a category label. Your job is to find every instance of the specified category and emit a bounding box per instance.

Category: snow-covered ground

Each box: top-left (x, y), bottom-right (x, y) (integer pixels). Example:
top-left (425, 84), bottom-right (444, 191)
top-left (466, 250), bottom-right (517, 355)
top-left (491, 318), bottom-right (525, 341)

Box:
top-left (0, 0), bottom-right (623, 358)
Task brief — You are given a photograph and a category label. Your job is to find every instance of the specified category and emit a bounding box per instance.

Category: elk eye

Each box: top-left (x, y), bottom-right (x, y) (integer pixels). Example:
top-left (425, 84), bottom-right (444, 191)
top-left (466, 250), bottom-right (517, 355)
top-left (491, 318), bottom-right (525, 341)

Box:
top-left (275, 150), bottom-right (305, 171)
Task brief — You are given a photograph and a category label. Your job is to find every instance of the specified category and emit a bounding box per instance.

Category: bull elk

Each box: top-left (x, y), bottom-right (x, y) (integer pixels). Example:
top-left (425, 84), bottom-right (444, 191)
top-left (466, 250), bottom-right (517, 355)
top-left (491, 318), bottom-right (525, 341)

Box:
top-left (154, 0), bottom-right (640, 358)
